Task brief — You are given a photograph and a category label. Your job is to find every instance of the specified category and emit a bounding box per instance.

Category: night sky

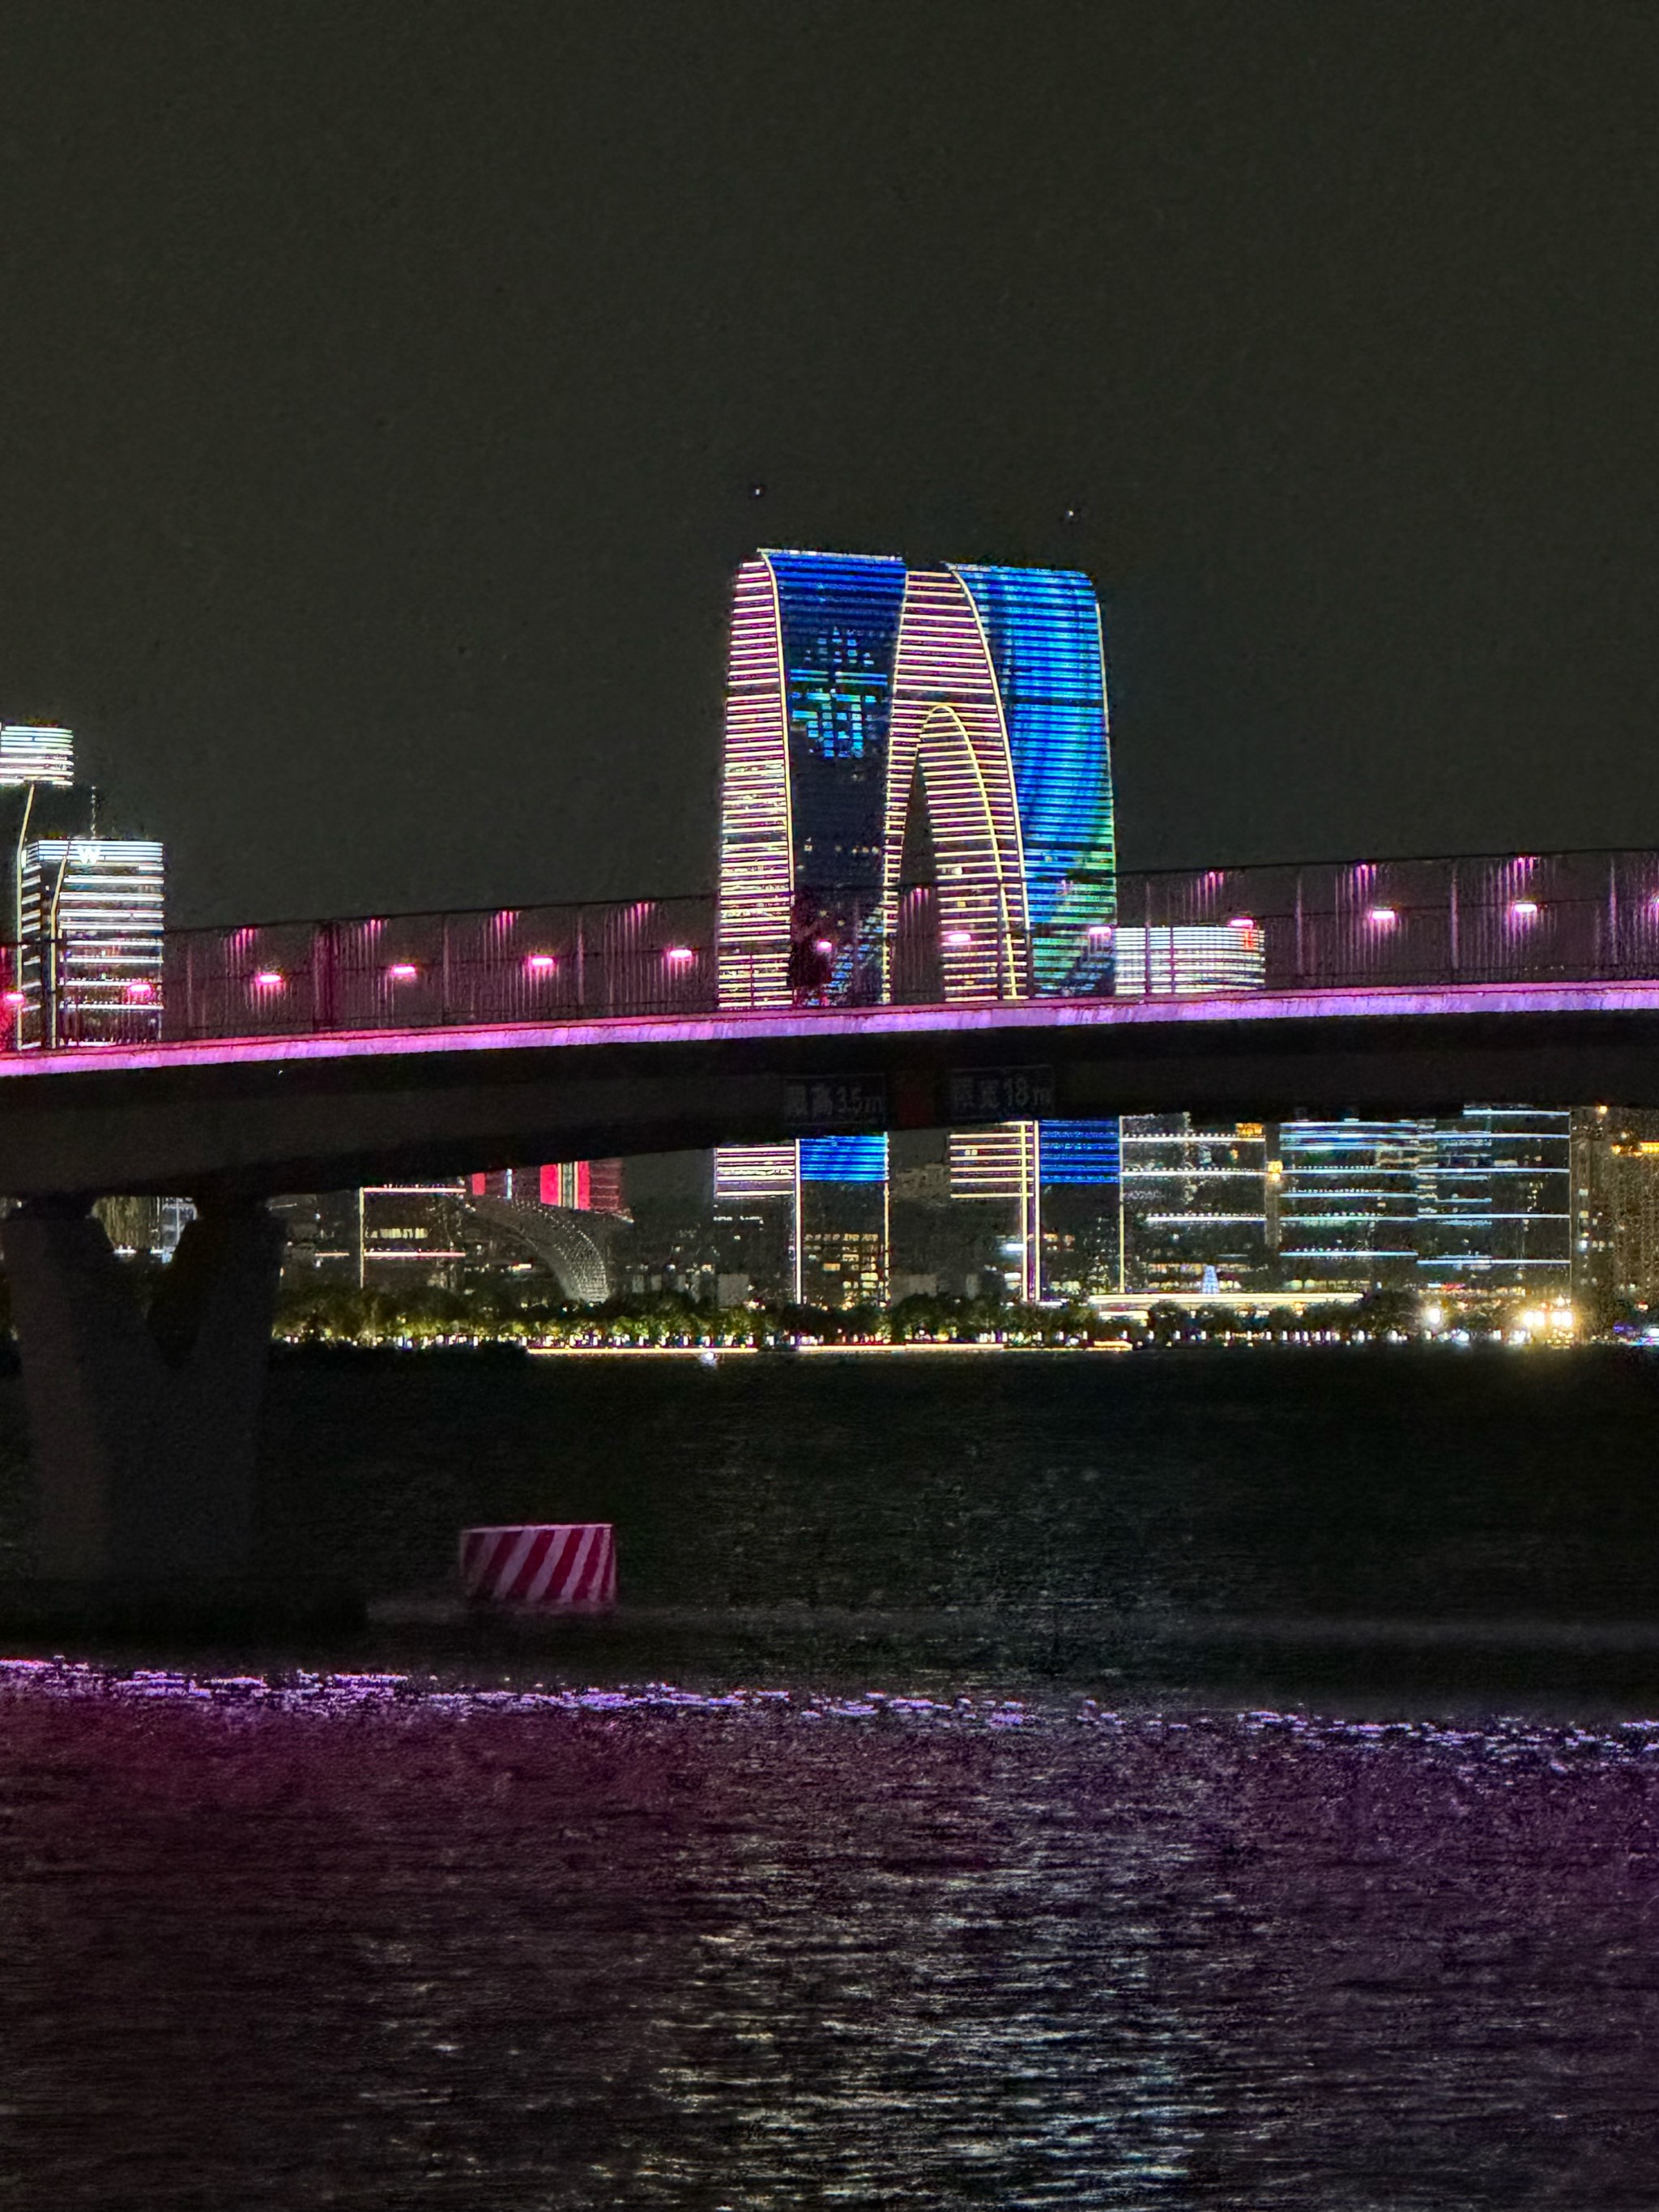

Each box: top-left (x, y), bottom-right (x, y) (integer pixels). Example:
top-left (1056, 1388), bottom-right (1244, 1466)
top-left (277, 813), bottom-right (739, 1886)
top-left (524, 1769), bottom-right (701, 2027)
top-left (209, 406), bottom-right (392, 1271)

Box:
top-left (2, 2), bottom-right (1657, 926)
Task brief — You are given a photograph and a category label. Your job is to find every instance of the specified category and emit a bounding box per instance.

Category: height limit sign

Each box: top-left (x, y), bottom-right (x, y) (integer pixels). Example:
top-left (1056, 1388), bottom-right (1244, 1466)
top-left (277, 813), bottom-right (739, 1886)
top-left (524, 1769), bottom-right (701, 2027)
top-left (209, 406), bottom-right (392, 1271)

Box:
top-left (783, 1074), bottom-right (888, 1132)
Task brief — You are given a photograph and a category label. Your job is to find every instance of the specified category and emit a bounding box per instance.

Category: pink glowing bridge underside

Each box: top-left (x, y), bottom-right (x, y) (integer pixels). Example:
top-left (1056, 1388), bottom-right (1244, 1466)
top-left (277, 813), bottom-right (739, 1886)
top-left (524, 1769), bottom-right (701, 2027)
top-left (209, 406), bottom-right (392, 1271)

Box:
top-left (1, 978), bottom-right (1656, 1082)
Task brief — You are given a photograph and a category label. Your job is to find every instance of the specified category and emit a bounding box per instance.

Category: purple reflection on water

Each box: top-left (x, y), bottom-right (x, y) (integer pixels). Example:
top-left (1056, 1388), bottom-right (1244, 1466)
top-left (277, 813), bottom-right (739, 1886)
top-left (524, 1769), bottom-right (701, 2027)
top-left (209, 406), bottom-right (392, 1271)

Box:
top-left (3, 1659), bottom-right (1659, 2206)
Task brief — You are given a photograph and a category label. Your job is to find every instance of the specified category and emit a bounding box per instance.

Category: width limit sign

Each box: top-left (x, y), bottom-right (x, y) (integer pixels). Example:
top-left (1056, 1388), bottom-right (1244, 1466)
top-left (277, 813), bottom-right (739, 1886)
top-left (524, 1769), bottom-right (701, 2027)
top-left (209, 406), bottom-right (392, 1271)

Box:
top-left (783, 1074), bottom-right (888, 1132)
top-left (948, 1065), bottom-right (1056, 1122)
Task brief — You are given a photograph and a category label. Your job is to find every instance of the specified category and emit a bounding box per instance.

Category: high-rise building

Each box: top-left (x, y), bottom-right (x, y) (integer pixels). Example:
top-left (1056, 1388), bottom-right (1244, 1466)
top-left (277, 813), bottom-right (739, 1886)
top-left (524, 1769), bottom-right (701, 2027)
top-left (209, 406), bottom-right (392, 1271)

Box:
top-left (943, 1119), bottom-right (1123, 1300)
top-left (467, 1160), bottom-right (627, 1215)
top-left (878, 562), bottom-right (1115, 1000)
top-left (1276, 1121), bottom-right (1422, 1290)
top-left (1567, 1105), bottom-right (1659, 1318)
top-left (1120, 1117), bottom-right (1273, 1293)
top-left (714, 550), bottom-right (1116, 1003)
top-left (0, 723), bottom-right (100, 1023)
top-left (716, 549), bottom-right (907, 1010)
top-left (713, 549), bottom-right (1120, 1300)
top-left (1111, 923), bottom-right (1266, 997)
top-left (798, 1134), bottom-right (889, 1308)
top-left (1413, 1108), bottom-right (1572, 1293)
top-left (17, 836), bottom-right (165, 1046)
top-left (1276, 1111), bottom-right (1571, 1296)
top-left (357, 1185), bottom-right (469, 1291)
top-left (1034, 1119), bottom-right (1124, 1299)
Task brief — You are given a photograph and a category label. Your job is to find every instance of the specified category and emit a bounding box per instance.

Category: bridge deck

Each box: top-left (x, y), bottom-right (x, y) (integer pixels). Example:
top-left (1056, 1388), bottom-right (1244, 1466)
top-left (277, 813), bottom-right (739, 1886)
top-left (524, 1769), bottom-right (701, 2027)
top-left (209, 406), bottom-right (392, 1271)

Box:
top-left (2, 977), bottom-right (1659, 1199)
top-left (5, 976), bottom-right (1659, 1081)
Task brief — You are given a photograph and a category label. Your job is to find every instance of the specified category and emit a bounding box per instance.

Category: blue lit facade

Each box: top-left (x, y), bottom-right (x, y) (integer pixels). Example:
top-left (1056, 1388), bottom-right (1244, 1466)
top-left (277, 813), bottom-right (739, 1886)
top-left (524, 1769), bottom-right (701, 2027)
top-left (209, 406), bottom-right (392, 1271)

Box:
top-left (771, 552), bottom-right (906, 907)
top-left (799, 1134), bottom-right (889, 1184)
top-left (881, 562), bottom-right (1115, 1002)
top-left (952, 565), bottom-right (1116, 996)
top-left (1038, 1120), bottom-right (1122, 1185)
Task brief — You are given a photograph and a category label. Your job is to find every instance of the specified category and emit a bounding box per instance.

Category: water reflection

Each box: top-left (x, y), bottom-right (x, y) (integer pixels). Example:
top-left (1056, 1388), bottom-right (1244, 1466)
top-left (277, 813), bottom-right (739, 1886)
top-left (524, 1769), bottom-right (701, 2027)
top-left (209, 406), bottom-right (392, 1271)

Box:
top-left (2, 1662), bottom-right (1657, 2206)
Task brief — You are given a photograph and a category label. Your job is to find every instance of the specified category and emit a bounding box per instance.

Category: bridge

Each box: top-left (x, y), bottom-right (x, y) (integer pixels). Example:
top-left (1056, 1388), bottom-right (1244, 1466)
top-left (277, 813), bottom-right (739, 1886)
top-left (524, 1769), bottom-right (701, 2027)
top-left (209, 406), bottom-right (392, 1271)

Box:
top-left (6, 843), bottom-right (1659, 1603)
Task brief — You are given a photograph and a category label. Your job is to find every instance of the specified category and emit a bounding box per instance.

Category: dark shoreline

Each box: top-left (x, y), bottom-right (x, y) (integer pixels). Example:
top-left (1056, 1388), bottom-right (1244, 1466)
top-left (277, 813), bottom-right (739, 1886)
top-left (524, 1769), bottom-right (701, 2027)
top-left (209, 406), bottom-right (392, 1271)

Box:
top-left (3, 1344), bottom-right (1658, 1710)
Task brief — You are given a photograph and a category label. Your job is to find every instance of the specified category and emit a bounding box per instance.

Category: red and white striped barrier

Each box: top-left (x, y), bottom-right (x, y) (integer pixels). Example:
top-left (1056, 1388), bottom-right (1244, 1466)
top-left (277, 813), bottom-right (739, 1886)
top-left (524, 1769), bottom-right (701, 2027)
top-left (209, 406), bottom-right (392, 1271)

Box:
top-left (459, 1523), bottom-right (617, 1609)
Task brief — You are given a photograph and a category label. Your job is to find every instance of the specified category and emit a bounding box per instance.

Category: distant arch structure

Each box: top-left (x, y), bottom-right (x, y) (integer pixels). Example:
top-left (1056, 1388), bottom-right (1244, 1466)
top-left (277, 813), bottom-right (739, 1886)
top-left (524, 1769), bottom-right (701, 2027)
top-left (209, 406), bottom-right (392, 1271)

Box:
top-left (462, 1194), bottom-right (612, 1304)
top-left (712, 550), bottom-right (1117, 1010)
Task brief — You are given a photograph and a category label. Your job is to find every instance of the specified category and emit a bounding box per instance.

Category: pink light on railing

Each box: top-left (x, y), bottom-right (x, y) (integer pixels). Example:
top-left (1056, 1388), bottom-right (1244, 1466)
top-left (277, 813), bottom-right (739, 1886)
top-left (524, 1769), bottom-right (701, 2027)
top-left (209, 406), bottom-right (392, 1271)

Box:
top-left (524, 953), bottom-right (557, 975)
top-left (944, 929), bottom-right (972, 946)
top-left (122, 980), bottom-right (156, 1001)
top-left (1226, 916), bottom-right (1256, 930)
top-left (813, 937), bottom-right (834, 954)
top-left (386, 962), bottom-right (420, 981)
top-left (1510, 899), bottom-right (1540, 922)
top-left (664, 946), bottom-right (695, 965)
top-left (1087, 924), bottom-right (1113, 943)
top-left (3, 991), bottom-right (26, 1011)
top-left (252, 969), bottom-right (285, 991)
top-left (1367, 906), bottom-right (1398, 928)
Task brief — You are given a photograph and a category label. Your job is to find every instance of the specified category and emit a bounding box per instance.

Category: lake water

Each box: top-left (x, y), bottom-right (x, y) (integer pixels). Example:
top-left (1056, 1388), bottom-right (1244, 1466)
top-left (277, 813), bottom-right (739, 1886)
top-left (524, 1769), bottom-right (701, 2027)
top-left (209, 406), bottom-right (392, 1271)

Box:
top-left (2, 1348), bottom-right (1658, 2205)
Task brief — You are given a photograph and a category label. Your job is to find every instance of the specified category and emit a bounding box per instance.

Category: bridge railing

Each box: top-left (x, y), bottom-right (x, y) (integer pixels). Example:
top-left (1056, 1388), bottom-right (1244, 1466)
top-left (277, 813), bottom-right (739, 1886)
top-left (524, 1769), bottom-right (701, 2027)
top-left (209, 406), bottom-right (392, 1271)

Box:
top-left (5, 848), bottom-right (1659, 1050)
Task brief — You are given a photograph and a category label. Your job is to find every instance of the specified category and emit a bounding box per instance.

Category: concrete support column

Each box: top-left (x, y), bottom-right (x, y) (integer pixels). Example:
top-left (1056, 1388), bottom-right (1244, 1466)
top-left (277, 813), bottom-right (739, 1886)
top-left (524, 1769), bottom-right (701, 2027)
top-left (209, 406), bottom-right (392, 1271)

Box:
top-left (2, 1195), bottom-right (286, 1587)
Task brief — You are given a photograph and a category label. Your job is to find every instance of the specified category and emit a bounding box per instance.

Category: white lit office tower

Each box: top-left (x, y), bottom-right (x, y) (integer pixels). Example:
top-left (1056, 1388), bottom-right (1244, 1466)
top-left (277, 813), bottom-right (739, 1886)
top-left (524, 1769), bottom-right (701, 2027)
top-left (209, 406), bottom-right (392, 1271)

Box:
top-left (0, 724), bottom-right (91, 954)
top-left (0, 721), bottom-right (75, 788)
top-left (1117, 1117), bottom-right (1275, 1293)
top-left (17, 837), bottom-right (166, 1045)
top-left (1273, 1110), bottom-right (1572, 1297)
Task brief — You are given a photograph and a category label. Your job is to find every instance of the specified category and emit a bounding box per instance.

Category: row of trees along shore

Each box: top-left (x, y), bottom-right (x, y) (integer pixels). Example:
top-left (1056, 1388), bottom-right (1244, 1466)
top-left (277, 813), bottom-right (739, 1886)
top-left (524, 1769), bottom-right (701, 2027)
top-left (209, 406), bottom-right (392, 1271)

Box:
top-left (264, 1280), bottom-right (1517, 1351)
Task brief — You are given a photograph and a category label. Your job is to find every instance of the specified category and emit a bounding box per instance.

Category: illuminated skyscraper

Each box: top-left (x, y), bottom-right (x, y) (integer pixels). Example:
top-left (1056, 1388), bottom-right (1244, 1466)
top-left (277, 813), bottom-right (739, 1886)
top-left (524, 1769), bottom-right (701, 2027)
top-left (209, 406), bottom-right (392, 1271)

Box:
top-left (1119, 1118), bottom-right (1273, 1293)
top-left (714, 549), bottom-right (1119, 1301)
top-left (1276, 1121), bottom-right (1420, 1289)
top-left (17, 836), bottom-right (165, 1045)
top-left (1572, 1107), bottom-right (1659, 1314)
top-left (881, 563), bottom-right (1115, 999)
top-left (1412, 1108), bottom-right (1571, 1293)
top-left (0, 724), bottom-right (97, 989)
top-left (1276, 1110), bottom-right (1571, 1296)
top-left (716, 549), bottom-right (907, 1008)
top-left (716, 551), bottom-right (1115, 997)
top-left (797, 1134), bottom-right (889, 1308)
top-left (0, 723), bottom-right (75, 788)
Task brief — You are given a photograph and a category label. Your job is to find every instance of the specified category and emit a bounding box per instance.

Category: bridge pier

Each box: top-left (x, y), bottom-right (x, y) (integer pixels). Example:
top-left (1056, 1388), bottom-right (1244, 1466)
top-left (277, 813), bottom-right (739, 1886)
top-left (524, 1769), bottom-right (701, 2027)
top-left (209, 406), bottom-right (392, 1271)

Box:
top-left (2, 1194), bottom-right (287, 1593)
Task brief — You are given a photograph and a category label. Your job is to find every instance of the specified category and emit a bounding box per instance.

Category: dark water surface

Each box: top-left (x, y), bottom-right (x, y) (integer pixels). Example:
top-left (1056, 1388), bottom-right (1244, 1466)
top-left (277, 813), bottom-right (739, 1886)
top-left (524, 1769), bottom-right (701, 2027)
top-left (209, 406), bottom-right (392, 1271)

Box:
top-left (3, 1349), bottom-right (1659, 2205)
